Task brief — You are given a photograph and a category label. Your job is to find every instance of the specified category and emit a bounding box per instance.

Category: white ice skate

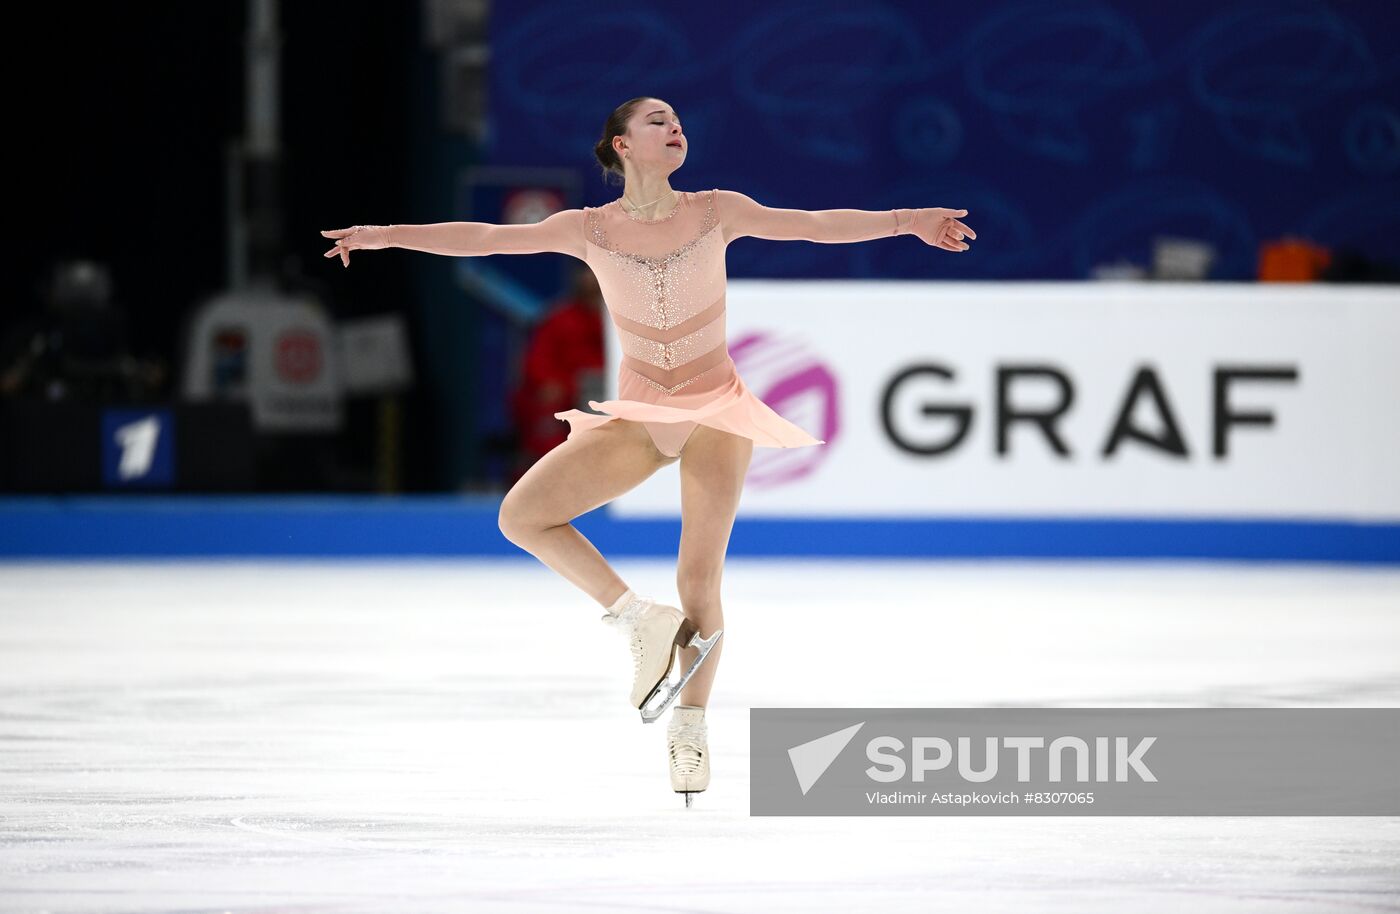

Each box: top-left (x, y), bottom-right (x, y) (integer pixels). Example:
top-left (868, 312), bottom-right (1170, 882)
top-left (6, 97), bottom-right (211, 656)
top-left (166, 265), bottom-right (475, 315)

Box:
top-left (601, 591), bottom-right (723, 724)
top-left (667, 705), bottom-right (710, 807)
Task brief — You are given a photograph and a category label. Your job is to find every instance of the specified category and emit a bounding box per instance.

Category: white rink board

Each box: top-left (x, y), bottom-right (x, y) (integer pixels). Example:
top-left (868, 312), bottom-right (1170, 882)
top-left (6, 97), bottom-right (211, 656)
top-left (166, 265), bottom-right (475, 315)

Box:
top-left (610, 282), bottom-right (1400, 520)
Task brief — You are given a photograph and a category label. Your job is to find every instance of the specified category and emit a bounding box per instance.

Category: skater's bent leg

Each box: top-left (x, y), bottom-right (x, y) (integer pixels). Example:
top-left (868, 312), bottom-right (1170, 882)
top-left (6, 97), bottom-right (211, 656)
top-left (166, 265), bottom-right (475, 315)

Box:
top-left (499, 419), bottom-right (677, 607)
top-left (675, 425), bottom-right (754, 707)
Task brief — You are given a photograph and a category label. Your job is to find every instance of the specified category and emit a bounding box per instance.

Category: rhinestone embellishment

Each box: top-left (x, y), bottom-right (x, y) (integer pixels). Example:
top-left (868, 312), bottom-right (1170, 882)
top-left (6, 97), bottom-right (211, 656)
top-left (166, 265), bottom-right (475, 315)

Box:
top-left (586, 192), bottom-right (721, 331)
top-left (587, 190), bottom-right (729, 398)
top-left (630, 361), bottom-right (725, 395)
top-left (618, 317), bottom-right (723, 371)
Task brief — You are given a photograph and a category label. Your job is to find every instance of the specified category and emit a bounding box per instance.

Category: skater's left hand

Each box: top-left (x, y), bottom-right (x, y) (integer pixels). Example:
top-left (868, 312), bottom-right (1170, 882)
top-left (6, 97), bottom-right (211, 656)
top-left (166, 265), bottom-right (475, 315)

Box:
top-left (913, 208), bottom-right (976, 252)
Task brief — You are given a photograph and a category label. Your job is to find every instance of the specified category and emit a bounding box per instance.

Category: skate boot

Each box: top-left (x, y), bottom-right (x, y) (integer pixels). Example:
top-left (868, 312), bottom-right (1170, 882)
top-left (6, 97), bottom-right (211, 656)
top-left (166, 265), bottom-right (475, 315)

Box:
top-left (667, 704), bottom-right (710, 808)
top-left (601, 589), bottom-right (723, 724)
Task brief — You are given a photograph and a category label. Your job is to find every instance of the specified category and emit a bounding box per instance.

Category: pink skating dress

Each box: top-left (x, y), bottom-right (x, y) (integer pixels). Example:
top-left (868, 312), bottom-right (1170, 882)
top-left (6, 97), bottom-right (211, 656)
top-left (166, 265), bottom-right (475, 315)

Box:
top-left (552, 188), bottom-right (921, 458)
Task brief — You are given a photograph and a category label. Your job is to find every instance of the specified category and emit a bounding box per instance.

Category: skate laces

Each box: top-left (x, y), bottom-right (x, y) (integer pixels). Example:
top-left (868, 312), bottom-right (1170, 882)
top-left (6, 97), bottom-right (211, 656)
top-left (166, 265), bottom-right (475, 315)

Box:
top-left (668, 720), bottom-right (707, 775)
top-left (627, 628), bottom-right (646, 680)
top-left (601, 594), bottom-right (654, 681)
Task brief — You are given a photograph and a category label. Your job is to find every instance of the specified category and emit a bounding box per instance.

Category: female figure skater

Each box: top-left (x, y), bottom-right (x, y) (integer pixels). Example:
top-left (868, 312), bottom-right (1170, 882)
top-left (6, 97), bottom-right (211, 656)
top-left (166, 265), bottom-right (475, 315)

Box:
top-left (321, 96), bottom-right (976, 806)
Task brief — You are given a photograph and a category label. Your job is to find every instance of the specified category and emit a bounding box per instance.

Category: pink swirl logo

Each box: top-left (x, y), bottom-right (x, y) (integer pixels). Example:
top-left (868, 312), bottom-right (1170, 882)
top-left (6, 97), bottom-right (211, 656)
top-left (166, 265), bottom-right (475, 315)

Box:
top-left (730, 332), bottom-right (838, 487)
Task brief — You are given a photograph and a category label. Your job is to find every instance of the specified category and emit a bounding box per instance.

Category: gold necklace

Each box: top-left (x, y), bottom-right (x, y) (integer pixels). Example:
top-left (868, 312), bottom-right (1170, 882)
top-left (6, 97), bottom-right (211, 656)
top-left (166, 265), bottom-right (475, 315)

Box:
top-left (620, 189), bottom-right (676, 219)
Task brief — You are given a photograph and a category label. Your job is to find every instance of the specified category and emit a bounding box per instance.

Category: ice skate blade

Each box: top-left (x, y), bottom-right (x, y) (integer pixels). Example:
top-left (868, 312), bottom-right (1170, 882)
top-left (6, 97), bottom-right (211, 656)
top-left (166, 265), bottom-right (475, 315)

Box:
top-left (637, 627), bottom-right (723, 724)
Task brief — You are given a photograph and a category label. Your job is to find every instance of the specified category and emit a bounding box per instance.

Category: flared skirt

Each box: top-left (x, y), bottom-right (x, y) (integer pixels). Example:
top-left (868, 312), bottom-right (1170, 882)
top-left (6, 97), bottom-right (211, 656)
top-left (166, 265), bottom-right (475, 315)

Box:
top-left (553, 357), bottom-right (825, 453)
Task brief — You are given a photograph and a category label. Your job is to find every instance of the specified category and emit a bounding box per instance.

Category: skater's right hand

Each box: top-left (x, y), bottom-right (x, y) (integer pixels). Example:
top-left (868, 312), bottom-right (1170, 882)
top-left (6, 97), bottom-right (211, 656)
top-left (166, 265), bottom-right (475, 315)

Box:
top-left (320, 224), bottom-right (394, 268)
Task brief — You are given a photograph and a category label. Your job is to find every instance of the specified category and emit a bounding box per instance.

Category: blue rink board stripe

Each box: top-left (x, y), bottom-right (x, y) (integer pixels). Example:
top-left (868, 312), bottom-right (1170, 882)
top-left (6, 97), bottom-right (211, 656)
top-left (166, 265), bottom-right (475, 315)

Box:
top-left (0, 497), bottom-right (1396, 563)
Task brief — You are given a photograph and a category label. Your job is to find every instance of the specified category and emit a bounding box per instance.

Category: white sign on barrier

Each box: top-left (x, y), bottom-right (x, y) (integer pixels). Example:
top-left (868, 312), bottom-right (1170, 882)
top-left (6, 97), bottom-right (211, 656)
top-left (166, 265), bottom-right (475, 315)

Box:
top-left (181, 289), bottom-right (343, 433)
top-left (610, 282), bottom-right (1400, 520)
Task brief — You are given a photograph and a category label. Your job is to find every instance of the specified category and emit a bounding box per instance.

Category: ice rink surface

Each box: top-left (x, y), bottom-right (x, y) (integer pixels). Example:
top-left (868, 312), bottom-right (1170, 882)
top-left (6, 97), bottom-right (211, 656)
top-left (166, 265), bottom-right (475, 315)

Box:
top-left (1, 558), bottom-right (1397, 913)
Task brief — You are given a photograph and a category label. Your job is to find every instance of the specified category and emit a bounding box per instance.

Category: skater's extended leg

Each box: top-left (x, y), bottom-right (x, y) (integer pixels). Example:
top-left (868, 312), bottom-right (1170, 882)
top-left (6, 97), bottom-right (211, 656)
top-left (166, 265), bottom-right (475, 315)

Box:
top-left (498, 419), bottom-right (677, 607)
top-left (674, 424), bottom-right (754, 707)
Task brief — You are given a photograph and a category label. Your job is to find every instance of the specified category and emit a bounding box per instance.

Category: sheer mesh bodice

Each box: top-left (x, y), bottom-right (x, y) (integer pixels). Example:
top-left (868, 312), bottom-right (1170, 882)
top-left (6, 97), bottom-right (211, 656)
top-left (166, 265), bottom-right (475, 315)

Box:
top-left (583, 191), bottom-right (730, 398)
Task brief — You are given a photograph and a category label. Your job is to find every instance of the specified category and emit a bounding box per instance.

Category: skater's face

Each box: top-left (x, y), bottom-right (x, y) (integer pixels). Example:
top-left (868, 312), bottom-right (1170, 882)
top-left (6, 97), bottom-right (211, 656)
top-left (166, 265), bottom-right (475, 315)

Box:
top-left (616, 99), bottom-right (685, 176)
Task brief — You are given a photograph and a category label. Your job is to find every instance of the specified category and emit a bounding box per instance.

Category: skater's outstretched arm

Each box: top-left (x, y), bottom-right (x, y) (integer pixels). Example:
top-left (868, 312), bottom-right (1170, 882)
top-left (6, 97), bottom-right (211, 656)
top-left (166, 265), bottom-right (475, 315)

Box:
top-left (320, 208), bottom-right (586, 267)
top-left (713, 189), bottom-right (975, 253)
